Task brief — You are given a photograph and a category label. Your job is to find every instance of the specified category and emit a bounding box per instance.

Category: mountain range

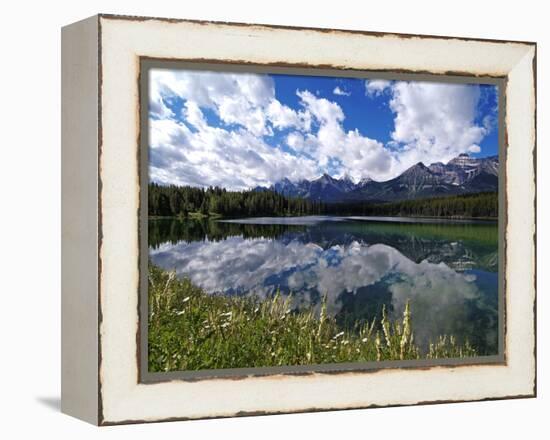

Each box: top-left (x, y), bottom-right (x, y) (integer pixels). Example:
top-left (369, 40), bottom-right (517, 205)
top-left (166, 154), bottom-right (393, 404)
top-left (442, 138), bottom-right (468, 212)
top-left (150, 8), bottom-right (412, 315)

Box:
top-left (256, 154), bottom-right (498, 203)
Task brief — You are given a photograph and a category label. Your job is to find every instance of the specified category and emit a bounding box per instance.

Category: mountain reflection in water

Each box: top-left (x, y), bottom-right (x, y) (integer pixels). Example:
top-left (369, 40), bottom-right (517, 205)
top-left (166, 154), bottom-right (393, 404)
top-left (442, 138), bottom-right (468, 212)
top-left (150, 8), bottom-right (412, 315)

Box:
top-left (149, 217), bottom-right (499, 355)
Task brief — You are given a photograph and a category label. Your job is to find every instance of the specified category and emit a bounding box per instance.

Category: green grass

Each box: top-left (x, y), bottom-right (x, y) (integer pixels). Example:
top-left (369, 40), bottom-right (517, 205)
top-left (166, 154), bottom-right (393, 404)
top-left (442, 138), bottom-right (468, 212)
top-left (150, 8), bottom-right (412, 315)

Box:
top-left (148, 264), bottom-right (476, 372)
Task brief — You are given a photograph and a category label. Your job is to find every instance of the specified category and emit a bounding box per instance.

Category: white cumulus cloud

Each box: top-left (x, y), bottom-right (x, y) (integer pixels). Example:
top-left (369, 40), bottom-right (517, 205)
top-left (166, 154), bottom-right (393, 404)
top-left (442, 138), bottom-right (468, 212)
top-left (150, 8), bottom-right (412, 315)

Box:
top-left (149, 110), bottom-right (318, 190)
top-left (468, 145), bottom-right (482, 153)
top-left (292, 90), bottom-right (396, 181)
top-left (387, 81), bottom-right (490, 172)
top-left (365, 79), bottom-right (392, 96)
top-left (333, 86), bottom-right (351, 96)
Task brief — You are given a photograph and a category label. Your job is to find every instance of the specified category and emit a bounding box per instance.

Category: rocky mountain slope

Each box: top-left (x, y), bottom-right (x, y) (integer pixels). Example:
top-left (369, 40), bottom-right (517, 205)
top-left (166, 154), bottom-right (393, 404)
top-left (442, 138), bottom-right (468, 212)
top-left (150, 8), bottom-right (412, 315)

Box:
top-left (260, 154), bottom-right (498, 202)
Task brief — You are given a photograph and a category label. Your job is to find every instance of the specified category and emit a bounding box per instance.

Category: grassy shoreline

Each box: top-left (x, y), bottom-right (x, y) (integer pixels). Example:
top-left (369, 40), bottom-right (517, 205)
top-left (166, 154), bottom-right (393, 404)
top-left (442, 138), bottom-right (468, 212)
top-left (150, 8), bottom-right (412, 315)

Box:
top-left (148, 264), bottom-right (476, 372)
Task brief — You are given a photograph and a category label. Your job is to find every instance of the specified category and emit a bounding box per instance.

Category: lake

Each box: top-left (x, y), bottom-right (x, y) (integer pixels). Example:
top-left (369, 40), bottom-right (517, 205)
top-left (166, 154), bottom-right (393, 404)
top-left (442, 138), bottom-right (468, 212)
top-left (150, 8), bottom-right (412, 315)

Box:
top-left (149, 216), bottom-right (499, 355)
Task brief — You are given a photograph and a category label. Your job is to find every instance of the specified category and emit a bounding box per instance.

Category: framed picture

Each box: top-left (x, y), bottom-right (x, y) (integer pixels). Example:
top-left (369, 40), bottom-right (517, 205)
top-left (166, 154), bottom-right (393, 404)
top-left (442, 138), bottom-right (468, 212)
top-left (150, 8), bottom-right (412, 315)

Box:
top-left (61, 14), bottom-right (536, 425)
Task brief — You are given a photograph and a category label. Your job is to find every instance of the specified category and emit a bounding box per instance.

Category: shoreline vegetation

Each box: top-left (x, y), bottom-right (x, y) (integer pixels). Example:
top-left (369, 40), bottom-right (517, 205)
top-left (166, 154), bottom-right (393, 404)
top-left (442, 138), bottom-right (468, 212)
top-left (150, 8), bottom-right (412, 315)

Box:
top-left (148, 264), bottom-right (477, 372)
top-left (148, 183), bottom-right (497, 220)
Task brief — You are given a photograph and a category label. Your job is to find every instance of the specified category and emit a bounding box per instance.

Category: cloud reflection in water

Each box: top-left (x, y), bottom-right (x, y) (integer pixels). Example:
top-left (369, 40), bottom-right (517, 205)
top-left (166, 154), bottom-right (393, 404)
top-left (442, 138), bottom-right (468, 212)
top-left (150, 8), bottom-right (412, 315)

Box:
top-left (150, 232), bottom-right (497, 353)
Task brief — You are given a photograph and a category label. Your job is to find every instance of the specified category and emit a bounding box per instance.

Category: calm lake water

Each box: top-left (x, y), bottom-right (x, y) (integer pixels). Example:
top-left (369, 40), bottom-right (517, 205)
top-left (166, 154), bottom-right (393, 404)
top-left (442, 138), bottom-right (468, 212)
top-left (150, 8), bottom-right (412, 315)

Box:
top-left (149, 216), bottom-right (499, 355)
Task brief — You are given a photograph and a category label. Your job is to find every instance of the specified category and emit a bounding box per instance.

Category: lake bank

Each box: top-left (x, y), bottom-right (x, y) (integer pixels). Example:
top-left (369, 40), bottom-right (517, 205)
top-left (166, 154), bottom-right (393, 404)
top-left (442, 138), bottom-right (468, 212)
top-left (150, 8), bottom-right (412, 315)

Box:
top-left (148, 264), bottom-right (477, 372)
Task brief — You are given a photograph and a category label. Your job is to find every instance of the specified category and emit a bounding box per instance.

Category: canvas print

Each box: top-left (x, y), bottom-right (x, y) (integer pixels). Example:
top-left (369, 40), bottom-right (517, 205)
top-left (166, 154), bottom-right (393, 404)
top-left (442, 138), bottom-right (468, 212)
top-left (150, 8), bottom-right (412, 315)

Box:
top-left (146, 67), bottom-right (500, 373)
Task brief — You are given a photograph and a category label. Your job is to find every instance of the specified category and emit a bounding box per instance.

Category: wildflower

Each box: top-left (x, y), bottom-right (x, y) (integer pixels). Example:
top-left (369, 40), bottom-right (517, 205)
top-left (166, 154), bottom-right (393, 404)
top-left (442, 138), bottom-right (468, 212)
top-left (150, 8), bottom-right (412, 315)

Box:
top-left (375, 331), bottom-right (382, 361)
top-left (381, 305), bottom-right (392, 349)
top-left (176, 310), bottom-right (185, 316)
top-left (400, 301), bottom-right (411, 360)
top-left (182, 297), bottom-right (190, 303)
top-left (333, 331), bottom-right (345, 340)
top-left (318, 293), bottom-right (328, 337)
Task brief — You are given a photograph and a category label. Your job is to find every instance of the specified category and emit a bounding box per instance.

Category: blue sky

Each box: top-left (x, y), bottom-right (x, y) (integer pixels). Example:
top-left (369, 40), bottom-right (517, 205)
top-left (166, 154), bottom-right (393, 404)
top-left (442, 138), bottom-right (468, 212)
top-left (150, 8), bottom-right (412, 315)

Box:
top-left (149, 69), bottom-right (498, 190)
top-left (274, 76), bottom-right (395, 147)
top-left (274, 74), bottom-right (498, 156)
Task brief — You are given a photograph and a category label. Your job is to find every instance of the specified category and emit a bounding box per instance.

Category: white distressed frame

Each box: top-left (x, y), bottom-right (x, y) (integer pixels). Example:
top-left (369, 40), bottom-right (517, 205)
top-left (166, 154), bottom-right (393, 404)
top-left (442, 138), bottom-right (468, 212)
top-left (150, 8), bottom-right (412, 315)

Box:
top-left (62, 14), bottom-right (536, 425)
